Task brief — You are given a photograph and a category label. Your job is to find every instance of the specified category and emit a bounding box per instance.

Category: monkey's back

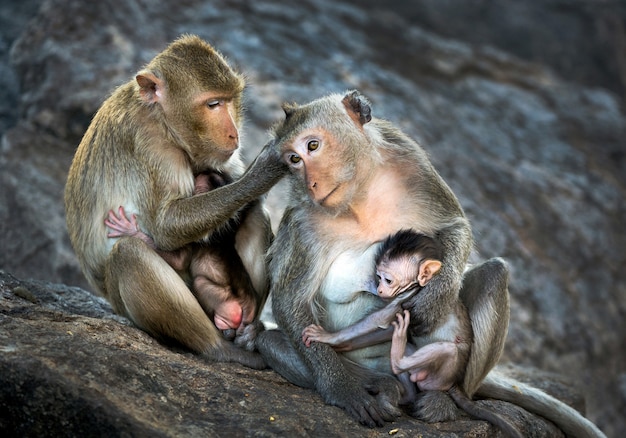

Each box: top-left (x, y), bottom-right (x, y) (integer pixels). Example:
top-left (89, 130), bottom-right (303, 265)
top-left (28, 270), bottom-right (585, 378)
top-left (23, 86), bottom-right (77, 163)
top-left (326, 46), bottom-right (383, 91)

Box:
top-left (64, 82), bottom-right (191, 295)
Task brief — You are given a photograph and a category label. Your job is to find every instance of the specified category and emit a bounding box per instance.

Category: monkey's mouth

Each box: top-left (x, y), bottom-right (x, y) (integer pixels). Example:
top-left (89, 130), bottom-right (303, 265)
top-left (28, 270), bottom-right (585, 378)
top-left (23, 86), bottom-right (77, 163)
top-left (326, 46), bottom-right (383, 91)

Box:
top-left (317, 185), bottom-right (340, 206)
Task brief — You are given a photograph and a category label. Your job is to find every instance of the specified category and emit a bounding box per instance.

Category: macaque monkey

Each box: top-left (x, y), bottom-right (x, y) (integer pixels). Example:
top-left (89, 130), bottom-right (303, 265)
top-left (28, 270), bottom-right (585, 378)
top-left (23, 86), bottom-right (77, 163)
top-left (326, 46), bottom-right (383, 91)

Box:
top-left (248, 90), bottom-right (605, 437)
top-left (105, 171), bottom-right (258, 339)
top-left (64, 35), bottom-right (288, 369)
top-left (303, 230), bottom-right (523, 437)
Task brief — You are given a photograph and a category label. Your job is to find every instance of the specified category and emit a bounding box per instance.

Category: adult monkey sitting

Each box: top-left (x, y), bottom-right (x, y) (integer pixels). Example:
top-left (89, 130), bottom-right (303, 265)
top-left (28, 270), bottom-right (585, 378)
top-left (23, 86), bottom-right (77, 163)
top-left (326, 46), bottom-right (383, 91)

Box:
top-left (248, 90), bottom-right (606, 437)
top-left (65, 35), bottom-right (287, 369)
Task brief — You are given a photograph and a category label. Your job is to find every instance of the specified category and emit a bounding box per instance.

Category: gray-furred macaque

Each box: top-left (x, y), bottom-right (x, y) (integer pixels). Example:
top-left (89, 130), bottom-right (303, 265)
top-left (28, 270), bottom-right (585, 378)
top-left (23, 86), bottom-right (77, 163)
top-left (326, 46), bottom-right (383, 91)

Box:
top-left (245, 90), bottom-right (605, 437)
top-left (64, 35), bottom-right (288, 369)
top-left (303, 230), bottom-right (523, 438)
top-left (105, 171), bottom-right (258, 339)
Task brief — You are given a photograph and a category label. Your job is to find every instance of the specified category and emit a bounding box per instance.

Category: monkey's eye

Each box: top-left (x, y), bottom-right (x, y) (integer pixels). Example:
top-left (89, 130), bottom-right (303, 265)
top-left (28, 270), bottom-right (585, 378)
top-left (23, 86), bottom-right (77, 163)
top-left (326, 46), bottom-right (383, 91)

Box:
top-left (206, 100), bottom-right (221, 108)
top-left (307, 140), bottom-right (320, 151)
top-left (289, 154), bottom-right (302, 164)
top-left (385, 278), bottom-right (393, 285)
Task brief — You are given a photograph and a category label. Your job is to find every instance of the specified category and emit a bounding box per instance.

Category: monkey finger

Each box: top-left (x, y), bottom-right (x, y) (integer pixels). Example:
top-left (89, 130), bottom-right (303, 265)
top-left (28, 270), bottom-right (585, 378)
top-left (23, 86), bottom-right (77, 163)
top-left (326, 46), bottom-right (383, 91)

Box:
top-left (104, 220), bottom-right (125, 232)
top-left (359, 400), bottom-right (389, 427)
top-left (394, 313), bottom-right (404, 329)
top-left (391, 321), bottom-right (400, 334)
top-left (403, 309), bottom-right (410, 322)
top-left (302, 332), bottom-right (318, 347)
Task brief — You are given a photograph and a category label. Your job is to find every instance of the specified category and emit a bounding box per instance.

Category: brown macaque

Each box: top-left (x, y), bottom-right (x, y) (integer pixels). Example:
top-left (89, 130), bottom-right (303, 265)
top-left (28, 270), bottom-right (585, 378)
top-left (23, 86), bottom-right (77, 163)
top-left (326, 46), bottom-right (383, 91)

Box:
top-left (105, 171), bottom-right (258, 339)
top-left (245, 90), bottom-right (606, 437)
top-left (64, 35), bottom-right (288, 369)
top-left (303, 230), bottom-right (522, 437)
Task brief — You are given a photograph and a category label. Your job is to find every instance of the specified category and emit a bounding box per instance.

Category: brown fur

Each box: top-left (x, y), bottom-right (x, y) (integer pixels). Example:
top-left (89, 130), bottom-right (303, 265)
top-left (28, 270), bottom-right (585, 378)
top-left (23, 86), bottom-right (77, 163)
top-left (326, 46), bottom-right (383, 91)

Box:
top-left (65, 35), bottom-right (287, 368)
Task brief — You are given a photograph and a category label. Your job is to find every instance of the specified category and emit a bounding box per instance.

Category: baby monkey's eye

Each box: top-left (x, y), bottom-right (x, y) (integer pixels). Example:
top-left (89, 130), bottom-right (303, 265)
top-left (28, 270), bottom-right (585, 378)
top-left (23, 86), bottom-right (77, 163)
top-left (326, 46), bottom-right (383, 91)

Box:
top-left (385, 278), bottom-right (392, 285)
top-left (307, 140), bottom-right (320, 151)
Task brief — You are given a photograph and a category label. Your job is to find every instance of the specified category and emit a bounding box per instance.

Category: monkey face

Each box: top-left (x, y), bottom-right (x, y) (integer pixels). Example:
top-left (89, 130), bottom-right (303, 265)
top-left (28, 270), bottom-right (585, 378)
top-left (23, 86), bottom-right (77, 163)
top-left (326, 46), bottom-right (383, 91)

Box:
top-left (136, 41), bottom-right (245, 171)
top-left (376, 258), bottom-right (416, 299)
top-left (280, 127), bottom-right (358, 209)
top-left (272, 92), bottom-right (375, 212)
top-left (168, 92), bottom-right (242, 170)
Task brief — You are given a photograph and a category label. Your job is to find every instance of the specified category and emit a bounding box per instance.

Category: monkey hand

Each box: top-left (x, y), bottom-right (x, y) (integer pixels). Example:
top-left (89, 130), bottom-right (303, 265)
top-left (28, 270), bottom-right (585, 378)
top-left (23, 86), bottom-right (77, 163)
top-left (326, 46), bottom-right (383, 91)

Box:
top-left (234, 319), bottom-right (265, 351)
top-left (326, 374), bottom-right (402, 427)
top-left (301, 324), bottom-right (333, 347)
top-left (401, 298), bottom-right (429, 336)
top-left (105, 206), bottom-right (155, 248)
top-left (246, 139), bottom-right (289, 186)
top-left (390, 311), bottom-right (410, 374)
top-left (105, 206), bottom-right (140, 237)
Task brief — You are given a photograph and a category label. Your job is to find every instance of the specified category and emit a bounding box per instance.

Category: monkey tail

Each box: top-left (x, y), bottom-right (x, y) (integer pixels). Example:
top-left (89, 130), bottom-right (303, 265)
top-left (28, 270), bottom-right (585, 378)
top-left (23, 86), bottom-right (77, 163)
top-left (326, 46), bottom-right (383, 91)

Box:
top-left (448, 386), bottom-right (524, 438)
top-left (476, 372), bottom-right (606, 438)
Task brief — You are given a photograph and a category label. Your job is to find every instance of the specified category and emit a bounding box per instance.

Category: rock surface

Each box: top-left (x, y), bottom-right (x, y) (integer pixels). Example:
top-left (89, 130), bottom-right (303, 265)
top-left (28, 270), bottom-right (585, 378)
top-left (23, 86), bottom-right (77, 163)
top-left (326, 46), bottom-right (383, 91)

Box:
top-left (0, 270), bottom-right (576, 437)
top-left (1, 0), bottom-right (624, 436)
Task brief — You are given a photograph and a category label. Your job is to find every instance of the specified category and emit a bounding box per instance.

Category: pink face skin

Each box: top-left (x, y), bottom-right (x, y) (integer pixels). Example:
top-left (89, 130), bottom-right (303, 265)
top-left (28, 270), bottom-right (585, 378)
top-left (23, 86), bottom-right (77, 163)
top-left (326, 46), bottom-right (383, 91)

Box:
top-left (375, 256), bottom-right (442, 299)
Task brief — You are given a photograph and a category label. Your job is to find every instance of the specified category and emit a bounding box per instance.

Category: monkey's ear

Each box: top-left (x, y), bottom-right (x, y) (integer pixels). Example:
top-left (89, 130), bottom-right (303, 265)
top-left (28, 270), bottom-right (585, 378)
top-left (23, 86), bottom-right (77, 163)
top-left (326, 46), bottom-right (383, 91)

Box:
top-left (418, 259), bottom-right (442, 286)
top-left (282, 102), bottom-right (297, 120)
top-left (136, 71), bottom-right (164, 104)
top-left (342, 90), bottom-right (372, 126)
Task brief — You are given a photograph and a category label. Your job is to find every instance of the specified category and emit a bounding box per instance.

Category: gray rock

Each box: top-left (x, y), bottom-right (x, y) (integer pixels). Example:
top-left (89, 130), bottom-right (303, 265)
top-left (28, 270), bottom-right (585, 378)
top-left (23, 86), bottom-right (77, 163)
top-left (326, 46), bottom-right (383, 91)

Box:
top-left (0, 270), bottom-right (571, 437)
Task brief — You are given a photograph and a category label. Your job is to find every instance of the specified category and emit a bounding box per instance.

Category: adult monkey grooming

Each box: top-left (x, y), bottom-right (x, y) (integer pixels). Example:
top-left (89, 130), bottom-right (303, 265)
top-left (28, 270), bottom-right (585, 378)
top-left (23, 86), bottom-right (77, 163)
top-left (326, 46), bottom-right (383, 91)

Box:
top-left (250, 90), bottom-right (605, 437)
top-left (65, 35), bottom-right (287, 368)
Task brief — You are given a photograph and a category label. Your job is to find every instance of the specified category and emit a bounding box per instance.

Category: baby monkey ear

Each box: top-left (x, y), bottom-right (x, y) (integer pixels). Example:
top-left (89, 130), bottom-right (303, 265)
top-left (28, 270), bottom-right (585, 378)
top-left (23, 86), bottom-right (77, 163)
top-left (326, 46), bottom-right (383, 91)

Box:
top-left (342, 90), bottom-right (372, 126)
top-left (418, 259), bottom-right (442, 286)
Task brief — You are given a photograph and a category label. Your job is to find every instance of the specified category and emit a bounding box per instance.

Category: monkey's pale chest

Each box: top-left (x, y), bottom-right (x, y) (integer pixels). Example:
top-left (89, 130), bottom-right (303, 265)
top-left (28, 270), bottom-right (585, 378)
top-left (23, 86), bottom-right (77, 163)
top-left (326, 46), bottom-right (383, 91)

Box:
top-left (320, 245), bottom-right (382, 329)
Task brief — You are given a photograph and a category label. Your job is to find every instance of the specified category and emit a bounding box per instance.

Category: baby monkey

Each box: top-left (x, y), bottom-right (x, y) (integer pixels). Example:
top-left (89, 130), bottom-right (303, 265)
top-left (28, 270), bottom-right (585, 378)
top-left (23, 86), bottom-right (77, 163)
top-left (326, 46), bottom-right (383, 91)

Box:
top-left (303, 230), bottom-right (522, 438)
top-left (106, 171), bottom-right (258, 340)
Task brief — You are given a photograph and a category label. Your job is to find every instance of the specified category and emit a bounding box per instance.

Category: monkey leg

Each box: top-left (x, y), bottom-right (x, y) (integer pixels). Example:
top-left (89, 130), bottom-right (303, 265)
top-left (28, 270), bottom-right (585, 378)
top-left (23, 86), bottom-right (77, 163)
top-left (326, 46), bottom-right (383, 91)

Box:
top-left (398, 372), bottom-right (418, 404)
top-left (255, 329), bottom-right (316, 388)
top-left (104, 237), bottom-right (265, 369)
top-left (458, 257), bottom-right (510, 396)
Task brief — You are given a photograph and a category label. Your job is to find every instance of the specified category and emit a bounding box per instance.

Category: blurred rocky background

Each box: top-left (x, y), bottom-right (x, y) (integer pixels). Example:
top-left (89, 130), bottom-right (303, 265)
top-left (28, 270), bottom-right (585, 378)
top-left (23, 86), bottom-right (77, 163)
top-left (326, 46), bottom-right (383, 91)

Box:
top-left (1, 0), bottom-right (624, 436)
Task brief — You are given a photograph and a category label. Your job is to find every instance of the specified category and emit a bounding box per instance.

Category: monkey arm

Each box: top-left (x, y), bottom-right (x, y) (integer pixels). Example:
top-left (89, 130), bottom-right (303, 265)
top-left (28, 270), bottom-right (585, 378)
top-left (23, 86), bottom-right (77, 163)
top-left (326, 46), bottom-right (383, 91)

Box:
top-left (302, 296), bottom-right (404, 348)
top-left (153, 141), bottom-right (288, 249)
top-left (302, 288), bottom-right (418, 350)
top-left (332, 326), bottom-right (393, 352)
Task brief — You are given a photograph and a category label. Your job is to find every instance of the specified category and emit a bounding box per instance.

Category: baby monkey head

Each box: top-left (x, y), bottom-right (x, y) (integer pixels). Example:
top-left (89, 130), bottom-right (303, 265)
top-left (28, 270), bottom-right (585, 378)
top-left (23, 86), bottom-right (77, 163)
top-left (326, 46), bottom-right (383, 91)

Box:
top-left (374, 229), bottom-right (443, 299)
